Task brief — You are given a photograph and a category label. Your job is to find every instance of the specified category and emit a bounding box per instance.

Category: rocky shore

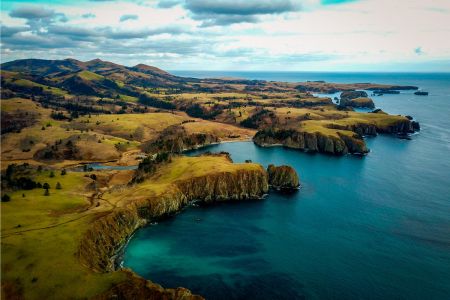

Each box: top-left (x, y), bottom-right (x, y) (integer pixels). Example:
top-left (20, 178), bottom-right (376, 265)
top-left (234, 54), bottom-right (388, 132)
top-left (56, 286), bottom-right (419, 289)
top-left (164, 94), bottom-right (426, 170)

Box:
top-left (253, 129), bottom-right (368, 155)
top-left (253, 115), bottom-right (419, 155)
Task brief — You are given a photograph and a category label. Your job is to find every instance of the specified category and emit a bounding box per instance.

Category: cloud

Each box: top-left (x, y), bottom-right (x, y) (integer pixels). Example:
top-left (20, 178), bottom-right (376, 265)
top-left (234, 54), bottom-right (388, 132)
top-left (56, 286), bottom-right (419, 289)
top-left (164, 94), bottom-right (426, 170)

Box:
top-left (9, 5), bottom-right (68, 27)
top-left (321, 0), bottom-right (357, 5)
top-left (47, 25), bottom-right (101, 41)
top-left (82, 13), bottom-right (96, 19)
top-left (158, 0), bottom-right (183, 8)
top-left (197, 15), bottom-right (259, 27)
top-left (2, 34), bottom-right (80, 50)
top-left (9, 6), bottom-right (56, 19)
top-left (184, 0), bottom-right (300, 26)
top-left (184, 0), bottom-right (299, 15)
top-left (414, 47), bottom-right (424, 55)
top-left (120, 14), bottom-right (139, 22)
top-left (104, 25), bottom-right (189, 39)
top-left (1, 25), bottom-right (30, 38)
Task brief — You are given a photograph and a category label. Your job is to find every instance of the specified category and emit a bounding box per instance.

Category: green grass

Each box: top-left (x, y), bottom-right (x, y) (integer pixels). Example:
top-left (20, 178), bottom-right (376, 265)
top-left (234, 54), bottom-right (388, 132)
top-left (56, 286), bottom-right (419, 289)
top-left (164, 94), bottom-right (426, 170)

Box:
top-left (9, 79), bottom-right (67, 96)
top-left (1, 171), bottom-right (126, 299)
top-left (77, 70), bottom-right (105, 81)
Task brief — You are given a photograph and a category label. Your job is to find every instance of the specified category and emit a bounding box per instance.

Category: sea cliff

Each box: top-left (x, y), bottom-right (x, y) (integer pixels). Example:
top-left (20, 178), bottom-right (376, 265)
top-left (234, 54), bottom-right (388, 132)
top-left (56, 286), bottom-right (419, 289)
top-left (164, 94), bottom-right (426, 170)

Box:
top-left (253, 129), bottom-right (368, 155)
top-left (77, 155), bottom-right (269, 298)
top-left (253, 115), bottom-right (419, 155)
top-left (267, 164), bottom-right (300, 190)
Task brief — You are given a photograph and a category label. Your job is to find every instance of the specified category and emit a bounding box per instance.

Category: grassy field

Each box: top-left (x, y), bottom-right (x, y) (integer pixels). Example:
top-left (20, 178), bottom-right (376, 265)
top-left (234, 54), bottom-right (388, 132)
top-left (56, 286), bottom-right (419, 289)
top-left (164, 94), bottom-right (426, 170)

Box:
top-left (1, 169), bottom-right (127, 299)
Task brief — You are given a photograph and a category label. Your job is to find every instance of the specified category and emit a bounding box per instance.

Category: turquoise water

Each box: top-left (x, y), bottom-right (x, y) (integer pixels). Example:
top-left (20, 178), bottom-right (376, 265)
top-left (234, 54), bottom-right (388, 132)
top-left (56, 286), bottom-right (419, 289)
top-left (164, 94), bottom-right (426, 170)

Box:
top-left (124, 73), bottom-right (450, 299)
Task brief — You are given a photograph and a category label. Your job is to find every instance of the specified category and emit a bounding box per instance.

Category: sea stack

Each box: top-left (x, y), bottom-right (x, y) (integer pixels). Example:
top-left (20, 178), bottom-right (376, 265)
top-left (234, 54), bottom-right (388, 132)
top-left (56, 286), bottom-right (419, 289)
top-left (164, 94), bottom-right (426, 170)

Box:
top-left (267, 164), bottom-right (300, 191)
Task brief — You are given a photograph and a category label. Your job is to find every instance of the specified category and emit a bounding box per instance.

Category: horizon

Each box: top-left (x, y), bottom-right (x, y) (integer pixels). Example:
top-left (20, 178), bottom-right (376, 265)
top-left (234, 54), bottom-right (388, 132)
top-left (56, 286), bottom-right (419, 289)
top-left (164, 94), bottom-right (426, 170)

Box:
top-left (1, 0), bottom-right (450, 72)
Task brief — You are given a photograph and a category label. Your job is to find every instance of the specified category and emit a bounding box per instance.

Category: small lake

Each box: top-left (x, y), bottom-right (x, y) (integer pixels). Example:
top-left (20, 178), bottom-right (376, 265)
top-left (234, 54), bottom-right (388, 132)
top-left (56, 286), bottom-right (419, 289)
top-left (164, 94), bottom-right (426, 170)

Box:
top-left (72, 163), bottom-right (137, 172)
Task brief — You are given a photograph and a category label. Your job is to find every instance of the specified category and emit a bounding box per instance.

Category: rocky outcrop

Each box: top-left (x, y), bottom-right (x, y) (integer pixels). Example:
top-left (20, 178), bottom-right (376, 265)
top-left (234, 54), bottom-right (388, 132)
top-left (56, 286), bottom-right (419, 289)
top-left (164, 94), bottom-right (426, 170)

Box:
top-left (376, 119), bottom-right (420, 134)
top-left (142, 125), bottom-right (219, 154)
top-left (93, 270), bottom-right (203, 300)
top-left (339, 97), bottom-right (375, 109)
top-left (340, 90), bottom-right (368, 100)
top-left (253, 129), bottom-right (368, 155)
top-left (176, 169), bottom-right (268, 202)
top-left (267, 165), bottom-right (300, 190)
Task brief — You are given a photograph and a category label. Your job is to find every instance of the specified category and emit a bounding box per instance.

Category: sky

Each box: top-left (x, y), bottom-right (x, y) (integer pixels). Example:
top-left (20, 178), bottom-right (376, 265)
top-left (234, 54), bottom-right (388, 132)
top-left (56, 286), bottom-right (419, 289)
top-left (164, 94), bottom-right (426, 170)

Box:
top-left (1, 0), bottom-right (450, 71)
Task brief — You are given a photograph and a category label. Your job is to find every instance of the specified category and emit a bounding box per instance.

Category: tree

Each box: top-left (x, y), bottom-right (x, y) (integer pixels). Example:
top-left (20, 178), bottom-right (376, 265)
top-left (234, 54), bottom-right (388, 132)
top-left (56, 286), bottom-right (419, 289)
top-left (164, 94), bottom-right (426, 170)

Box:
top-left (43, 182), bottom-right (50, 190)
top-left (44, 189), bottom-right (50, 196)
top-left (1, 194), bottom-right (11, 202)
top-left (61, 169), bottom-right (67, 176)
top-left (49, 171), bottom-right (55, 178)
top-left (56, 182), bottom-right (62, 189)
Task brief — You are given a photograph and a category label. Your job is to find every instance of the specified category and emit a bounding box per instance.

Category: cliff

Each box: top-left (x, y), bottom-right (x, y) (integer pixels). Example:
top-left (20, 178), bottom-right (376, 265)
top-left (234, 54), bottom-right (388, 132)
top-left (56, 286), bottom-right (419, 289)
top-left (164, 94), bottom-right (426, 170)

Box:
top-left (253, 113), bottom-right (420, 155)
top-left (93, 270), bottom-right (203, 300)
top-left (253, 129), bottom-right (368, 155)
top-left (340, 90), bottom-right (368, 100)
top-left (340, 97), bottom-right (375, 109)
top-left (142, 124), bottom-right (219, 154)
top-left (267, 164), bottom-right (300, 190)
top-left (77, 155), bottom-right (269, 298)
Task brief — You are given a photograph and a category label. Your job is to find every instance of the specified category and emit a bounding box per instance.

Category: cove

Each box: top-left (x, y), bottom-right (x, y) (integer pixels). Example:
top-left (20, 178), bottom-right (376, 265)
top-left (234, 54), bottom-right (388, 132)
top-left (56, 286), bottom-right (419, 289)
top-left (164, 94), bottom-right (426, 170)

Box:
top-left (123, 139), bottom-right (450, 299)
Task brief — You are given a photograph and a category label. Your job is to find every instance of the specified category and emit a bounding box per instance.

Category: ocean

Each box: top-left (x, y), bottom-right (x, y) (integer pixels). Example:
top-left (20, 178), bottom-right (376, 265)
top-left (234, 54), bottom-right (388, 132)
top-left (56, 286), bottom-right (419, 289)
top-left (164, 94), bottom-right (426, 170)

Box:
top-left (123, 72), bottom-right (450, 299)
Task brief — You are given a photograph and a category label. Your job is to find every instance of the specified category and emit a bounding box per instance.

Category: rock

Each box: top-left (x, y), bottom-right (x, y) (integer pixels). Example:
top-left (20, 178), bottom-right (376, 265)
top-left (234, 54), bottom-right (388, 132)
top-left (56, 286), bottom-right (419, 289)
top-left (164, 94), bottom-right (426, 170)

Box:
top-left (340, 90), bottom-right (368, 100)
top-left (340, 97), bottom-right (375, 109)
top-left (267, 164), bottom-right (300, 190)
top-left (371, 109), bottom-right (387, 114)
top-left (414, 91), bottom-right (428, 96)
top-left (93, 270), bottom-right (204, 300)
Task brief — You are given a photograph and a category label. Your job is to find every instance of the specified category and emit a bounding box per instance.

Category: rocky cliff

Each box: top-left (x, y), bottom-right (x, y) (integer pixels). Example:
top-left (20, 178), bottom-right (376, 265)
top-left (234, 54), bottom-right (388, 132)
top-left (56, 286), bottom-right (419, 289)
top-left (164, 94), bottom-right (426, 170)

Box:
top-left (78, 161), bottom-right (269, 298)
top-left (93, 270), bottom-right (203, 300)
top-left (267, 164), bottom-right (300, 190)
top-left (253, 115), bottom-right (420, 155)
top-left (142, 124), bottom-right (219, 154)
top-left (340, 90), bottom-right (368, 100)
top-left (253, 129), bottom-right (368, 155)
top-left (339, 97), bottom-right (375, 109)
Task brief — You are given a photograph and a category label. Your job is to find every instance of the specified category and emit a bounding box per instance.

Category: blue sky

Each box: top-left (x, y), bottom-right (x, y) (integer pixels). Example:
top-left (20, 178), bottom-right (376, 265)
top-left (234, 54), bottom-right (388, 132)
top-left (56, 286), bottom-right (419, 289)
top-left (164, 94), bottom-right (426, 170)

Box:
top-left (1, 0), bottom-right (450, 71)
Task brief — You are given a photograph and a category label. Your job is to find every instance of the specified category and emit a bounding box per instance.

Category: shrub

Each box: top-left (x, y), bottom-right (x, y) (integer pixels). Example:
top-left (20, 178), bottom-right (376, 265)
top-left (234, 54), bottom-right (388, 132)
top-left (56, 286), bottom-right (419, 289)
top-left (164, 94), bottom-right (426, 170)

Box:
top-left (56, 182), bottom-right (62, 189)
top-left (1, 194), bottom-right (11, 202)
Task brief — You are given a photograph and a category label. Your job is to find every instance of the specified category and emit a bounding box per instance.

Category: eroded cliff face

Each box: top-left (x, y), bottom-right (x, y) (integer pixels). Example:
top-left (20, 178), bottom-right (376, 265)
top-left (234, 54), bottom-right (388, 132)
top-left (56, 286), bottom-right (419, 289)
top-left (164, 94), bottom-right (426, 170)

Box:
top-left (176, 169), bottom-right (268, 202)
top-left (78, 163), bottom-right (269, 299)
top-left (253, 129), bottom-right (368, 155)
top-left (93, 270), bottom-right (203, 300)
top-left (253, 116), bottom-right (420, 156)
top-left (142, 125), bottom-right (219, 154)
top-left (267, 165), bottom-right (300, 190)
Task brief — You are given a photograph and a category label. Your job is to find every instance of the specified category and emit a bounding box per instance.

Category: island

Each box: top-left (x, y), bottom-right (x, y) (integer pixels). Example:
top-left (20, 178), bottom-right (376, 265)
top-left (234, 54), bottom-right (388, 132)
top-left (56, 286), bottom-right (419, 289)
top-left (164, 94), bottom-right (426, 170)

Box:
top-left (1, 58), bottom-right (420, 299)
